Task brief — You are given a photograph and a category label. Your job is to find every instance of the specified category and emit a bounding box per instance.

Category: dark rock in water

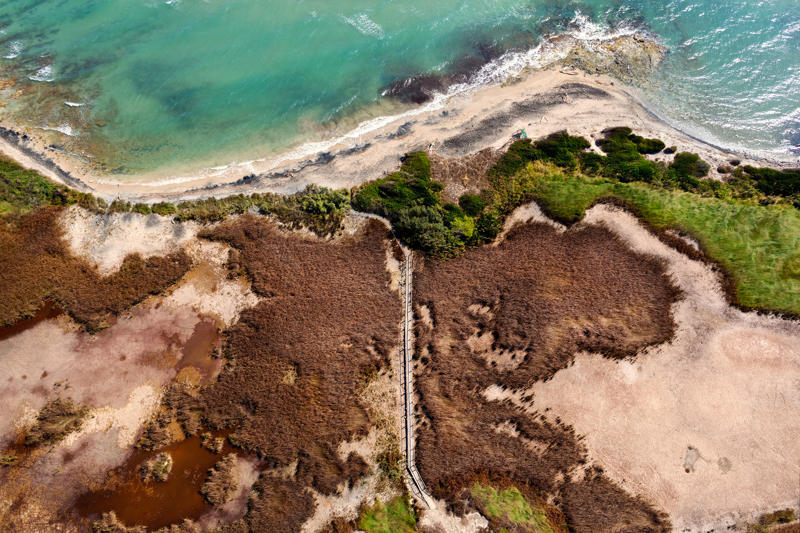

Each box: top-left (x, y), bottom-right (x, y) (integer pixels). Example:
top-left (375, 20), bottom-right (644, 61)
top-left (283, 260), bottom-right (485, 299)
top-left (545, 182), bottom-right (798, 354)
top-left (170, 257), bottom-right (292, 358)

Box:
top-left (382, 39), bottom-right (504, 104)
top-left (382, 74), bottom-right (449, 104)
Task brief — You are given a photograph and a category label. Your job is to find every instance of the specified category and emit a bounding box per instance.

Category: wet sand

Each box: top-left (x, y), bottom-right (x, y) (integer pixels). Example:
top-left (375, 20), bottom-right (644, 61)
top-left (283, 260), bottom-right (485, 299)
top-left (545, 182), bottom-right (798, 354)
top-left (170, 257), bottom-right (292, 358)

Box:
top-left (1, 69), bottom-right (793, 203)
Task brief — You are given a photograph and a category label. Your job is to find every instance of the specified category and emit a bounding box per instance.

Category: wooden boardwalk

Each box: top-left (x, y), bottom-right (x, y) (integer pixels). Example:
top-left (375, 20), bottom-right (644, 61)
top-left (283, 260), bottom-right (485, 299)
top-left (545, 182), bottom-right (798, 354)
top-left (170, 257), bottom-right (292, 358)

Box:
top-left (400, 250), bottom-right (434, 508)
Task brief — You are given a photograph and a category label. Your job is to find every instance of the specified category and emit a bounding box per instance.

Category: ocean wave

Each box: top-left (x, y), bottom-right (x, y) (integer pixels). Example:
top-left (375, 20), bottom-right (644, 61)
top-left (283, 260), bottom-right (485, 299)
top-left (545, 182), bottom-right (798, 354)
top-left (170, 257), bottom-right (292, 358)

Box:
top-left (29, 64), bottom-right (55, 82)
top-left (121, 12), bottom-right (663, 186)
top-left (342, 13), bottom-right (385, 39)
top-left (40, 123), bottom-right (76, 136)
top-left (3, 40), bottom-right (22, 59)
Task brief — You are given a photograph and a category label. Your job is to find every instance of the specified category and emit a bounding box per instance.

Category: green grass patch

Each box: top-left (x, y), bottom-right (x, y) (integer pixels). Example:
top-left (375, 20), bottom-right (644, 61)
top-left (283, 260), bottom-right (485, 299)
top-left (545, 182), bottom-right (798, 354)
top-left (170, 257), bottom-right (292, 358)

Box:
top-left (0, 155), bottom-right (104, 215)
top-left (523, 167), bottom-right (800, 315)
top-left (358, 494), bottom-right (418, 533)
top-left (471, 482), bottom-right (556, 533)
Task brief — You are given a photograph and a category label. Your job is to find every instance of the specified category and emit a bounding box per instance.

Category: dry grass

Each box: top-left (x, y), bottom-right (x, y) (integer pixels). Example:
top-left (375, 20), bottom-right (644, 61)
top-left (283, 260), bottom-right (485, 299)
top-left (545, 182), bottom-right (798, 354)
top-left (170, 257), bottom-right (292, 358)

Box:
top-left (429, 148), bottom-right (499, 203)
top-left (0, 208), bottom-right (191, 330)
top-left (24, 397), bottom-right (90, 447)
top-left (196, 215), bottom-right (401, 529)
top-left (200, 454), bottom-right (238, 507)
top-left (413, 221), bottom-right (678, 531)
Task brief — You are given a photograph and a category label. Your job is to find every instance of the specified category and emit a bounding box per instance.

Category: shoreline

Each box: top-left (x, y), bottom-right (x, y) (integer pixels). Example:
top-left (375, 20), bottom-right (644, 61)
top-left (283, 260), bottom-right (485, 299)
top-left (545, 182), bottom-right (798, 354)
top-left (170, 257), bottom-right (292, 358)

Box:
top-left (1, 68), bottom-right (797, 203)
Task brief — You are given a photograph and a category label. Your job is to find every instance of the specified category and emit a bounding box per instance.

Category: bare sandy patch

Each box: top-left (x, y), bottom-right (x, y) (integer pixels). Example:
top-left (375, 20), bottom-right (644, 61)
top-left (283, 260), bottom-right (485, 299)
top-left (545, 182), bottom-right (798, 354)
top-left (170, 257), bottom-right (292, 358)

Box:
top-left (301, 431), bottom-right (396, 533)
top-left (419, 500), bottom-right (489, 533)
top-left (527, 205), bottom-right (800, 531)
top-left (160, 239), bottom-right (259, 328)
top-left (60, 206), bottom-right (200, 275)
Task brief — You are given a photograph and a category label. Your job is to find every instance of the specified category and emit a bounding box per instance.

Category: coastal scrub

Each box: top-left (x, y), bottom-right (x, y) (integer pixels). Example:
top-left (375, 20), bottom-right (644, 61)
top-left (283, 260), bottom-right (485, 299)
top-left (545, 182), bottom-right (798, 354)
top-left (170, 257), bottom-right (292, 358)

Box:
top-left (470, 482), bottom-right (561, 533)
top-left (357, 494), bottom-right (418, 533)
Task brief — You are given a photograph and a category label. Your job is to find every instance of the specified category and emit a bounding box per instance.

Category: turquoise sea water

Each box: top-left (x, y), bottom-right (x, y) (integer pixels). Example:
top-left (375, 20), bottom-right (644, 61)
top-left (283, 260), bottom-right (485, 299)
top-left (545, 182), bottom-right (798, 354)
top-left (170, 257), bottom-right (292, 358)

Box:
top-left (0, 0), bottom-right (798, 179)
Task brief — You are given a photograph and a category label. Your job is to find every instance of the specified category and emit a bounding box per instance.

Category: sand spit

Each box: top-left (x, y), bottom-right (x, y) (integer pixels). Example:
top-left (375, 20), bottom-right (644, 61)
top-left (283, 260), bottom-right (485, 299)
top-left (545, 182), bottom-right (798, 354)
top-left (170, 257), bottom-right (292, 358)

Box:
top-left (2, 69), bottom-right (793, 203)
top-left (524, 204), bottom-right (800, 532)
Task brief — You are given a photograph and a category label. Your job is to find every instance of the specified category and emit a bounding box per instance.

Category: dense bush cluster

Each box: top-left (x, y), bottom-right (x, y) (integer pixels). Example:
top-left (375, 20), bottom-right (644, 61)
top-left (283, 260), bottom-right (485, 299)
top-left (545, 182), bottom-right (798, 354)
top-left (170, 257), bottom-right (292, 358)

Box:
top-left (741, 166), bottom-right (800, 197)
top-left (353, 152), bottom-right (477, 256)
top-left (354, 127), bottom-right (800, 258)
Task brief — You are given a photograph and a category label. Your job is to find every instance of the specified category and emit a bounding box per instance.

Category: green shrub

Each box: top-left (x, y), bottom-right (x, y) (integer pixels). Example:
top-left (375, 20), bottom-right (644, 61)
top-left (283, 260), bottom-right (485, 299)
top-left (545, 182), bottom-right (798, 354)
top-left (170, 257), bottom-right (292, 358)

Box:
top-left (0, 155), bottom-right (95, 215)
top-left (151, 202), bottom-right (177, 216)
top-left (297, 185), bottom-right (349, 215)
top-left (475, 210), bottom-right (503, 243)
top-left (742, 165), bottom-right (800, 197)
top-left (132, 203), bottom-right (151, 215)
top-left (597, 127), bottom-right (661, 182)
top-left (758, 508), bottom-right (796, 525)
top-left (629, 133), bottom-right (666, 154)
top-left (488, 132), bottom-right (592, 178)
top-left (670, 152), bottom-right (710, 179)
top-left (108, 199), bottom-right (132, 213)
top-left (578, 152), bottom-right (605, 175)
top-left (531, 131), bottom-right (591, 170)
top-left (394, 205), bottom-right (460, 257)
top-left (458, 193), bottom-right (485, 217)
top-left (488, 139), bottom-right (541, 179)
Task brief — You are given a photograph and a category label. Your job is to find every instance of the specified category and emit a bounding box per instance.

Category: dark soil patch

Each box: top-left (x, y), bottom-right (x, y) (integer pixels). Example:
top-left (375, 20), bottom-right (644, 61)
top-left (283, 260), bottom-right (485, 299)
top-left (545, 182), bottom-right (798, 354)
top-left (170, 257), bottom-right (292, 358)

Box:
top-left (196, 216), bottom-right (401, 529)
top-left (413, 221), bottom-right (678, 532)
top-left (0, 208), bottom-right (191, 331)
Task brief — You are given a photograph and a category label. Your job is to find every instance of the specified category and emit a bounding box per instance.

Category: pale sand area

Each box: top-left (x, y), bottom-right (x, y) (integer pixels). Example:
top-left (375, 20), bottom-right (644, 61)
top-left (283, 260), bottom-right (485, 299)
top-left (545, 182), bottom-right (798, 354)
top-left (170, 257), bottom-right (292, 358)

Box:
top-left (0, 68), bottom-right (789, 203)
top-left (499, 204), bottom-right (800, 532)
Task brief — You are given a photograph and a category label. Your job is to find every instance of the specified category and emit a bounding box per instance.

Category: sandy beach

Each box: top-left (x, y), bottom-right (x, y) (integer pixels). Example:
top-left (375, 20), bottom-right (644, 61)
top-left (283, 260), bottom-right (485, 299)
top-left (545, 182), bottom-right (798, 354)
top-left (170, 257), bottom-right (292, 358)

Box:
top-left (0, 68), bottom-right (795, 203)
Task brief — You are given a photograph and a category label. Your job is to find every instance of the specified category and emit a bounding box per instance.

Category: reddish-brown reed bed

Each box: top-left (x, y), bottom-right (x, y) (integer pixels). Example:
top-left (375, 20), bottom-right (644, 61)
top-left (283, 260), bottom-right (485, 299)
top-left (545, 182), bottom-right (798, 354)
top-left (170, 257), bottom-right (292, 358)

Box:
top-left (0, 208), bottom-right (190, 331)
top-left (197, 216), bottom-right (400, 530)
top-left (413, 221), bottom-right (679, 532)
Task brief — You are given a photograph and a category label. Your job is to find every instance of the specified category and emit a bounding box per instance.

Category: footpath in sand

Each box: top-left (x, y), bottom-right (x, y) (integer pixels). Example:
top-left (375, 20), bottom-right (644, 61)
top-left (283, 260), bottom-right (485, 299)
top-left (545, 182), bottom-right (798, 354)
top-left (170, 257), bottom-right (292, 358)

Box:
top-left (522, 204), bottom-right (800, 532)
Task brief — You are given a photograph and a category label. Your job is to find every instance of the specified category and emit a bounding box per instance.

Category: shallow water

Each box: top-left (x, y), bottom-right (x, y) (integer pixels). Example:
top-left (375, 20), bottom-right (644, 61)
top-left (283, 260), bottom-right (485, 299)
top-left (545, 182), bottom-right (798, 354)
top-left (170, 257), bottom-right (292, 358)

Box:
top-left (76, 432), bottom-right (233, 529)
top-left (0, 0), bottom-right (797, 179)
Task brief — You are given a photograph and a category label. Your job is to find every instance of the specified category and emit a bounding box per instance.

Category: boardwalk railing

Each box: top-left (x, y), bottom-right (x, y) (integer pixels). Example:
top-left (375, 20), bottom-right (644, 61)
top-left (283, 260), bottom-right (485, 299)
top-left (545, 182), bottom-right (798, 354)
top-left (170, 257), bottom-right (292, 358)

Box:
top-left (399, 250), bottom-right (434, 508)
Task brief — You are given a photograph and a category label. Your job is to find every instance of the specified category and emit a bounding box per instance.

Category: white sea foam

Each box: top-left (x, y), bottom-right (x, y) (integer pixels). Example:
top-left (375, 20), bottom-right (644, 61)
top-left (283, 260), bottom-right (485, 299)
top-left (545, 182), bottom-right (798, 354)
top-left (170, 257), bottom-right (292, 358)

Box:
top-left (342, 13), bottom-right (385, 39)
top-left (29, 64), bottom-right (55, 82)
top-left (98, 12), bottom-right (661, 187)
top-left (40, 123), bottom-right (76, 136)
top-left (3, 40), bottom-right (22, 59)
